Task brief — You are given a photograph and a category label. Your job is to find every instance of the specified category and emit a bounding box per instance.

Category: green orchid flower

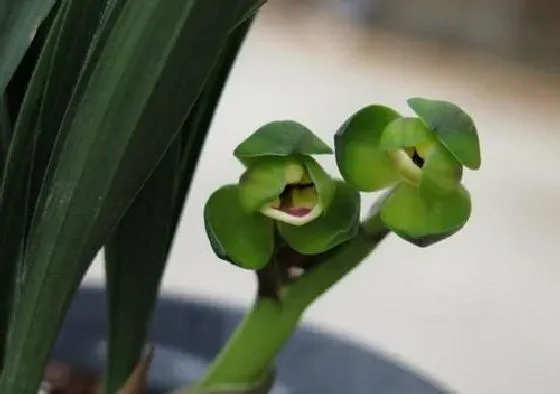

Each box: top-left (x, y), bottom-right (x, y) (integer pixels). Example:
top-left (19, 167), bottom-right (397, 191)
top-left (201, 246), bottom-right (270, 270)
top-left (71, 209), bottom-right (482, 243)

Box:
top-left (335, 97), bottom-right (481, 246)
top-left (204, 121), bottom-right (361, 270)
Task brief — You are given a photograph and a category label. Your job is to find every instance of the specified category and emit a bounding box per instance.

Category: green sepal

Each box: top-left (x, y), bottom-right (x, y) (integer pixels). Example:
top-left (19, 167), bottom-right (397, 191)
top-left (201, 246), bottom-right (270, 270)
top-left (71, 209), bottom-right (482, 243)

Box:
top-left (204, 185), bottom-right (274, 270)
top-left (379, 117), bottom-right (432, 150)
top-left (301, 155), bottom-right (335, 212)
top-left (407, 97), bottom-right (481, 170)
top-left (334, 105), bottom-right (401, 192)
top-left (277, 181), bottom-right (360, 255)
top-left (234, 120), bottom-right (332, 160)
top-left (395, 228), bottom-right (463, 248)
top-left (380, 182), bottom-right (471, 239)
top-left (238, 156), bottom-right (287, 212)
top-left (419, 140), bottom-right (463, 197)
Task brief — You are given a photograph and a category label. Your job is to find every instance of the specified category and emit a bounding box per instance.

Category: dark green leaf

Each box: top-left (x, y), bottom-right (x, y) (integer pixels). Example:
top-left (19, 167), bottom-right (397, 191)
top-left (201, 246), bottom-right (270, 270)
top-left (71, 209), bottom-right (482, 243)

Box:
top-left (0, 96), bottom-right (9, 174)
top-left (278, 181), bottom-right (360, 255)
top-left (380, 182), bottom-right (471, 238)
top-left (334, 105), bottom-right (401, 192)
top-left (0, 0), bottom-right (57, 92)
top-left (234, 120), bottom-right (332, 160)
top-left (171, 16), bottom-right (256, 236)
top-left (103, 19), bottom-right (257, 391)
top-left (0, 0), bottom-right (67, 367)
top-left (0, 1), bottom-right (262, 392)
top-left (407, 97), bottom-right (481, 170)
top-left (104, 140), bottom-right (179, 394)
top-left (3, 1), bottom-right (57, 128)
top-left (205, 185), bottom-right (274, 270)
top-left (379, 117), bottom-right (432, 150)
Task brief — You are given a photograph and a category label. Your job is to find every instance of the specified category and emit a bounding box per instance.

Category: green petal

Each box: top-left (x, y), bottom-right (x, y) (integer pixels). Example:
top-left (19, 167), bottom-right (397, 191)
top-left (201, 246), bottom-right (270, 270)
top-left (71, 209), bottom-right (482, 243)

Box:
top-left (407, 97), bottom-right (481, 170)
top-left (204, 185), bottom-right (274, 270)
top-left (278, 181), bottom-right (360, 255)
top-left (419, 141), bottom-right (463, 197)
top-left (238, 156), bottom-right (288, 212)
top-left (234, 120), bottom-right (332, 159)
top-left (396, 229), bottom-right (462, 248)
top-left (301, 155), bottom-right (335, 211)
top-left (380, 182), bottom-right (471, 238)
top-left (379, 117), bottom-right (432, 150)
top-left (334, 105), bottom-right (401, 191)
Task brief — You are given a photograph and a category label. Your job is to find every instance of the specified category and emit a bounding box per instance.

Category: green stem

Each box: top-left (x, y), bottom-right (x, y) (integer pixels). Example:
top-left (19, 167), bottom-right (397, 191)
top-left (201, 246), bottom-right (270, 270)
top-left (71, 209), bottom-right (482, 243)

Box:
top-left (195, 297), bottom-right (302, 390)
top-left (190, 214), bottom-right (389, 391)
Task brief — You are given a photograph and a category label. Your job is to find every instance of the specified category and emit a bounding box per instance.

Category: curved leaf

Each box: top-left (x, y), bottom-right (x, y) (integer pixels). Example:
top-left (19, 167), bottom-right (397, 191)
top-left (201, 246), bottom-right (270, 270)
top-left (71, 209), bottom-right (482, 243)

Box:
top-left (234, 120), bottom-right (332, 159)
top-left (0, 0), bottom-right (57, 92)
top-left (204, 185), bottom-right (274, 270)
top-left (334, 105), bottom-right (401, 192)
top-left (379, 117), bottom-right (432, 150)
top-left (277, 181), bottom-right (360, 255)
top-left (301, 155), bottom-right (335, 211)
top-left (380, 182), bottom-right (471, 238)
top-left (407, 97), bottom-right (481, 170)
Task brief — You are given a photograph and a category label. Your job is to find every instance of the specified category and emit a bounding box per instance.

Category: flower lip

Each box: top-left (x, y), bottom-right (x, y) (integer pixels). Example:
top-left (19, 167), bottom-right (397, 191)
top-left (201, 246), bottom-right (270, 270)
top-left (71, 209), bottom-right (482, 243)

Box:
top-left (261, 179), bottom-right (322, 226)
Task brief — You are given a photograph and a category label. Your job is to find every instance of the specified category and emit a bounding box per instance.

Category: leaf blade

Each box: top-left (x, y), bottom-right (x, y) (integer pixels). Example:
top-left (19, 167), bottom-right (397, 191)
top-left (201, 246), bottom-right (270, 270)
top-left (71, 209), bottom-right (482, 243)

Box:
top-left (103, 18), bottom-right (257, 391)
top-left (0, 1), bottom-right (263, 392)
top-left (0, 0), bottom-right (57, 92)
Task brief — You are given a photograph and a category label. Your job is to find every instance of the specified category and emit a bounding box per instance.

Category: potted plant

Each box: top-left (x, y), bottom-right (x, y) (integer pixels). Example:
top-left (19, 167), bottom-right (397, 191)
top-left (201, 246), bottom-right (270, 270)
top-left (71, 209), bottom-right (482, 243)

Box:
top-left (0, 1), bottom-right (481, 393)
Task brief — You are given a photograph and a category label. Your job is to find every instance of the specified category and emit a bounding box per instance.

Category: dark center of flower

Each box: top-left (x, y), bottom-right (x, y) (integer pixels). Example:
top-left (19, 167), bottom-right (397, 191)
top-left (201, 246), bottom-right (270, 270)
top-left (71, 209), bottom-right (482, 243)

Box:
top-left (411, 149), bottom-right (425, 168)
top-left (278, 182), bottom-right (315, 217)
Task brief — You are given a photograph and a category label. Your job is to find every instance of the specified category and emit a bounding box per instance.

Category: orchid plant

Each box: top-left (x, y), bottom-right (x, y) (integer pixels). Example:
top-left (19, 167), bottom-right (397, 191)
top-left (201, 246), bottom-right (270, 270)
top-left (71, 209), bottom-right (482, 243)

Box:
top-left (196, 97), bottom-right (481, 392)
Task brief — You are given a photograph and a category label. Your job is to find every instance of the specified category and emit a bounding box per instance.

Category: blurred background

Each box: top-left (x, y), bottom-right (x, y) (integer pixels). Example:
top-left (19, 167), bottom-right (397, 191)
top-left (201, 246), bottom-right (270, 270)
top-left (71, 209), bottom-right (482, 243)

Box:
top-left (86, 2), bottom-right (560, 393)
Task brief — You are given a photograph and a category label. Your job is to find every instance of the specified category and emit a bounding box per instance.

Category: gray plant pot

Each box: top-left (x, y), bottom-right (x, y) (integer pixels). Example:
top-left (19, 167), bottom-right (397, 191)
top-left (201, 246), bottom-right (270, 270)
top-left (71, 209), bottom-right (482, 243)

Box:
top-left (52, 287), bottom-right (449, 394)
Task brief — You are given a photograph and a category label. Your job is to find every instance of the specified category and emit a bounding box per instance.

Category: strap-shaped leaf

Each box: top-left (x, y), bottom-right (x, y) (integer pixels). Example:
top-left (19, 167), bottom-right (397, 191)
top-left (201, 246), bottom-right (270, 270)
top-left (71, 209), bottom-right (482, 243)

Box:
top-left (380, 182), bottom-right (471, 239)
top-left (103, 18), bottom-right (257, 393)
top-left (0, 96), bottom-right (9, 180)
top-left (277, 180), bottom-right (360, 255)
top-left (0, 0), bottom-right (66, 366)
top-left (334, 105), bottom-right (401, 192)
top-left (379, 117), bottom-right (432, 150)
top-left (234, 120), bottom-right (332, 160)
top-left (407, 97), bottom-right (481, 170)
top-left (205, 185), bottom-right (274, 270)
top-left (0, 0), bottom-right (57, 92)
top-left (0, 1), bottom-right (260, 392)
top-left (104, 140), bottom-right (179, 394)
top-left (171, 17), bottom-right (256, 236)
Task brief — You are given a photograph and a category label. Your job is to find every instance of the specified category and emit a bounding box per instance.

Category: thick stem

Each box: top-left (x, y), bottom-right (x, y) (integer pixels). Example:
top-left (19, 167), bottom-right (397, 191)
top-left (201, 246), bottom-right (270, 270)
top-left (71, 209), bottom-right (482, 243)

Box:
top-left (195, 297), bottom-right (302, 390)
top-left (191, 215), bottom-right (389, 391)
